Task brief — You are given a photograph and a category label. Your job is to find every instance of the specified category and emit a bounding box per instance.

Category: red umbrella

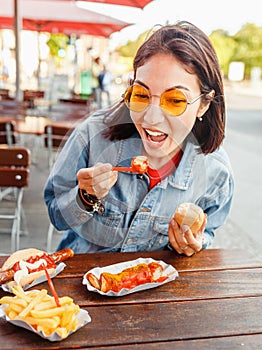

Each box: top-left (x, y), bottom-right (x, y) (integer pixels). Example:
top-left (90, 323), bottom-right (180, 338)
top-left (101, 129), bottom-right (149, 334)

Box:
top-left (0, 0), bottom-right (130, 37)
top-left (0, 0), bottom-right (154, 98)
top-left (0, 0), bottom-right (134, 98)
top-left (66, 0), bottom-right (153, 8)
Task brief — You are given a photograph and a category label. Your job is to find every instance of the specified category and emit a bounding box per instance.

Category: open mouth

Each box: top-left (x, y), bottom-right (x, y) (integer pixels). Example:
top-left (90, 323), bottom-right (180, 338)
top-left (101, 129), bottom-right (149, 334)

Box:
top-left (145, 128), bottom-right (168, 143)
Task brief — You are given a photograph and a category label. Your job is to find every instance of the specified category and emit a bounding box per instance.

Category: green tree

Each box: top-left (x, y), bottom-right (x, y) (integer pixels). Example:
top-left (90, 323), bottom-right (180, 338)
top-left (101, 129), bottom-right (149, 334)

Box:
top-left (232, 23), bottom-right (262, 77)
top-left (46, 33), bottom-right (69, 66)
top-left (209, 30), bottom-right (237, 77)
top-left (118, 31), bottom-right (150, 58)
top-left (116, 23), bottom-right (262, 80)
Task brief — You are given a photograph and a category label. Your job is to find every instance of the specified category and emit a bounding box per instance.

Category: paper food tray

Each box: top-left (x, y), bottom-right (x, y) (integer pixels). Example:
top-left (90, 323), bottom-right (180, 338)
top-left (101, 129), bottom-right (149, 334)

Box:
top-left (0, 304), bottom-right (91, 342)
top-left (83, 257), bottom-right (178, 297)
top-left (1, 262), bottom-right (66, 293)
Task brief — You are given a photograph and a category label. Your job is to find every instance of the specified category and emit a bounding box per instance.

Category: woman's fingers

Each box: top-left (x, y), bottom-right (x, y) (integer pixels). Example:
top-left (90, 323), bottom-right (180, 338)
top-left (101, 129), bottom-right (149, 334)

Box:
top-left (168, 219), bottom-right (187, 254)
top-left (182, 214), bottom-right (206, 253)
top-left (77, 163), bottom-right (118, 198)
top-left (93, 172), bottom-right (118, 198)
top-left (183, 227), bottom-right (202, 253)
top-left (168, 218), bottom-right (203, 256)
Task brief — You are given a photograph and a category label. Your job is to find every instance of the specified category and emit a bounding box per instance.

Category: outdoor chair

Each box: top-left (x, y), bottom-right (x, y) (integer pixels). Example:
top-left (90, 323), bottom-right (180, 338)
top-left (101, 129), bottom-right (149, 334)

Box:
top-left (43, 123), bottom-right (73, 252)
top-left (0, 147), bottom-right (30, 251)
top-left (46, 222), bottom-right (57, 253)
top-left (43, 123), bottom-right (73, 170)
top-left (0, 100), bottom-right (28, 118)
top-left (0, 88), bottom-right (12, 100)
top-left (0, 120), bottom-right (17, 146)
top-left (48, 102), bottom-right (90, 121)
top-left (0, 120), bottom-right (19, 204)
top-left (23, 89), bottom-right (45, 109)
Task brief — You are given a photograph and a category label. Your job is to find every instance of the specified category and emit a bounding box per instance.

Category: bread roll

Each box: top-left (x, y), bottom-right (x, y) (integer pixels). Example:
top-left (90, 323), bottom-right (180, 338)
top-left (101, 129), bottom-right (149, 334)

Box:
top-left (174, 202), bottom-right (205, 234)
top-left (1, 248), bottom-right (43, 271)
top-left (1, 248), bottom-right (55, 288)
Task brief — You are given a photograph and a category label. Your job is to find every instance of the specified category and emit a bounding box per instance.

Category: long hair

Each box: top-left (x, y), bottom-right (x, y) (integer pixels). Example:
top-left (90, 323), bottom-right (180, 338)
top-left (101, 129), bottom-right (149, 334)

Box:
top-left (103, 21), bottom-right (225, 154)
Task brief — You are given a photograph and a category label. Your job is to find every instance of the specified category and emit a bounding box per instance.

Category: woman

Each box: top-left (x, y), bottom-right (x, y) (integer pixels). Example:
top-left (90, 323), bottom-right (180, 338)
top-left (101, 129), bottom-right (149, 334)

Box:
top-left (44, 21), bottom-right (234, 256)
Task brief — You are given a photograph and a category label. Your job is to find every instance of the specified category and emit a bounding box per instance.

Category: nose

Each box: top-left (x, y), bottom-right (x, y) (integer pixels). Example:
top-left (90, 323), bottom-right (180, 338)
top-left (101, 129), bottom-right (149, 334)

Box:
top-left (144, 100), bottom-right (165, 125)
top-left (151, 94), bottom-right (161, 108)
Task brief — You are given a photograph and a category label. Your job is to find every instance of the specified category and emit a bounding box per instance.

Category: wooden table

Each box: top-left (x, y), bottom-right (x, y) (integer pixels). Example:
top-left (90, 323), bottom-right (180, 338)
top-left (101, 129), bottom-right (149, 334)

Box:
top-left (0, 116), bottom-right (74, 136)
top-left (1, 249), bottom-right (262, 349)
top-left (0, 115), bottom-right (51, 136)
top-left (59, 94), bottom-right (94, 104)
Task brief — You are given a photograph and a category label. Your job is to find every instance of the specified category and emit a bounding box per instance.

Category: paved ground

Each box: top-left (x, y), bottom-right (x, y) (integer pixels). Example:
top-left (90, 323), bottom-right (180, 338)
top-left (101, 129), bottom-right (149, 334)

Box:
top-left (212, 81), bottom-right (262, 257)
top-left (1, 81), bottom-right (262, 256)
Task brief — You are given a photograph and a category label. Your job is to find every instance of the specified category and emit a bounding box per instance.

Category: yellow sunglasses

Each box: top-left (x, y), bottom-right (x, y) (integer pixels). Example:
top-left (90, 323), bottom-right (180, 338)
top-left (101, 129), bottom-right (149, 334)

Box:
top-left (123, 84), bottom-right (204, 117)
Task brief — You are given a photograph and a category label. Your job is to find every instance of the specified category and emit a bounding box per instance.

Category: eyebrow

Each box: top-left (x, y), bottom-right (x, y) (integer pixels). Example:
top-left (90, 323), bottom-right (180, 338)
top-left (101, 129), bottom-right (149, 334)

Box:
top-left (134, 80), bottom-right (190, 92)
top-left (133, 80), bottom-right (148, 89)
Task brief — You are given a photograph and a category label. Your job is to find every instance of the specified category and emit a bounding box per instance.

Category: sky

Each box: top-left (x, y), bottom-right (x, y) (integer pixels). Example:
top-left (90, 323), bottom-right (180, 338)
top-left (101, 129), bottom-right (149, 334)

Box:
top-left (77, 0), bottom-right (262, 48)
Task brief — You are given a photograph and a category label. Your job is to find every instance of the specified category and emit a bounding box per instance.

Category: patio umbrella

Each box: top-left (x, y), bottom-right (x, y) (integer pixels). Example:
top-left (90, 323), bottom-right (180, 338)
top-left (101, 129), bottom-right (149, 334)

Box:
top-left (64, 0), bottom-right (153, 8)
top-left (0, 0), bottom-right (132, 98)
top-left (0, 0), bottom-right (130, 36)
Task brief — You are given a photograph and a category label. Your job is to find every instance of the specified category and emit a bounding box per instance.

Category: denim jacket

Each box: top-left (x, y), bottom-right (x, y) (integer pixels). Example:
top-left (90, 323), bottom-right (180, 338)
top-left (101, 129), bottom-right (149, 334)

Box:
top-left (44, 114), bottom-right (234, 253)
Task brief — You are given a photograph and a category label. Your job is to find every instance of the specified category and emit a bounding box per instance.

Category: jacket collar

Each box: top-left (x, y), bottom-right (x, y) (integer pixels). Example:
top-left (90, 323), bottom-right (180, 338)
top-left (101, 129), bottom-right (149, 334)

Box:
top-left (117, 136), bottom-right (201, 191)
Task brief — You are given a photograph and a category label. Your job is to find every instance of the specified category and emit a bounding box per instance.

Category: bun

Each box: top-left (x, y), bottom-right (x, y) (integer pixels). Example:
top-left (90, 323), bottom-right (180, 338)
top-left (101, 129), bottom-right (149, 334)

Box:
top-left (174, 202), bottom-right (205, 235)
top-left (1, 248), bottom-right (55, 288)
top-left (1, 248), bottom-right (44, 271)
top-left (6, 269), bottom-right (55, 289)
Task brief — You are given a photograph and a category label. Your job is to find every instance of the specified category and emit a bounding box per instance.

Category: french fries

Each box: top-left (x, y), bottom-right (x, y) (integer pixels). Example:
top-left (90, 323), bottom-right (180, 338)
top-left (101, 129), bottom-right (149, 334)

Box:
top-left (0, 285), bottom-right (80, 338)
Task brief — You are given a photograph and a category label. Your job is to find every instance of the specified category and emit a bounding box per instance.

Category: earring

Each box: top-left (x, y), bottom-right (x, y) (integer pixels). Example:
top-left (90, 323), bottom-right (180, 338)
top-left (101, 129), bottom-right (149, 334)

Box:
top-left (198, 116), bottom-right (203, 121)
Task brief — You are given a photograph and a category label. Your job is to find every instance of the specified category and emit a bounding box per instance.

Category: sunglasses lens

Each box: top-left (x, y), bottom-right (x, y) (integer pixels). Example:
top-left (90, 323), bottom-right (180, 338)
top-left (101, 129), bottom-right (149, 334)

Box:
top-left (161, 89), bottom-right (187, 116)
top-left (124, 85), bottom-right (150, 112)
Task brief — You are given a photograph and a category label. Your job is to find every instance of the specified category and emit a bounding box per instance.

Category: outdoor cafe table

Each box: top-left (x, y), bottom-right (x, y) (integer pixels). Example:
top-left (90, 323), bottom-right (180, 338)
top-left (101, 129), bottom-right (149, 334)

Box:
top-left (0, 116), bottom-right (73, 136)
top-left (1, 249), bottom-right (262, 349)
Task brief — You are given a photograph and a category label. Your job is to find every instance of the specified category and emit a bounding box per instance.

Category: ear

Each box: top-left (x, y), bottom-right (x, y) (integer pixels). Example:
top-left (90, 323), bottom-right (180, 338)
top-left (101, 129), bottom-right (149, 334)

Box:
top-left (197, 90), bottom-right (215, 120)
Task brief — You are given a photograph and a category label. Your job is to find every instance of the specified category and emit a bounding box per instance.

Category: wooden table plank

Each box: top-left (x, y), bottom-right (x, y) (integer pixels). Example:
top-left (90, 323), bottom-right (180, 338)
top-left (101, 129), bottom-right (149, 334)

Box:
top-left (1, 297), bottom-right (262, 349)
top-left (79, 334), bottom-right (262, 350)
top-left (54, 250), bottom-right (262, 278)
top-left (11, 267), bottom-right (260, 307)
top-left (54, 297), bottom-right (262, 347)
top-left (1, 250), bottom-right (262, 274)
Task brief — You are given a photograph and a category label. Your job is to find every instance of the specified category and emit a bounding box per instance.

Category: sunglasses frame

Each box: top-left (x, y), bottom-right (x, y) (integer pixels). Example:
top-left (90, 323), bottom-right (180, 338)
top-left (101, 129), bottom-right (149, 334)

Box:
top-left (123, 84), bottom-right (204, 117)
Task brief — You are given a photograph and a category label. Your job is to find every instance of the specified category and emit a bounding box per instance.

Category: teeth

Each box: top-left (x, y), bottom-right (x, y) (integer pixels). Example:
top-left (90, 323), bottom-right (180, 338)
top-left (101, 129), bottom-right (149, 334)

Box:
top-left (145, 129), bottom-right (164, 137)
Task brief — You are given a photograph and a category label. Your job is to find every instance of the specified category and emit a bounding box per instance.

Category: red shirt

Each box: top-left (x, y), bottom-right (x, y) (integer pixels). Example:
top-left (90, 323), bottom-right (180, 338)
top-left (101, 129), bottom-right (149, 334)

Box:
top-left (147, 150), bottom-right (183, 190)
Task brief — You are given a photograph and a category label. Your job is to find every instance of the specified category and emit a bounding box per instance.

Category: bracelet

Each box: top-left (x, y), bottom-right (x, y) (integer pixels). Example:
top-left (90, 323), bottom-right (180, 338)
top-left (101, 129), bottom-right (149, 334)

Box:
top-left (79, 189), bottom-right (100, 205)
top-left (78, 188), bottom-right (102, 212)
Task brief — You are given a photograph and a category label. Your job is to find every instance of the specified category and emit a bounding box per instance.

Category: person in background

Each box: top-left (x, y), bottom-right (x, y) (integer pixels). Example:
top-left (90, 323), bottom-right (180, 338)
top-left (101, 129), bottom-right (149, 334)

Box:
top-left (44, 21), bottom-right (234, 256)
top-left (91, 57), bottom-right (102, 107)
top-left (98, 64), bottom-right (114, 108)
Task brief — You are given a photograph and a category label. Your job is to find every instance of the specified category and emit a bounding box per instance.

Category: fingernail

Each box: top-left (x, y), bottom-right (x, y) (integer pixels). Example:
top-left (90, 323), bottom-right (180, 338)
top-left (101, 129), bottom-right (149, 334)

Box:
top-left (182, 225), bottom-right (190, 234)
top-left (104, 164), bottom-right (112, 171)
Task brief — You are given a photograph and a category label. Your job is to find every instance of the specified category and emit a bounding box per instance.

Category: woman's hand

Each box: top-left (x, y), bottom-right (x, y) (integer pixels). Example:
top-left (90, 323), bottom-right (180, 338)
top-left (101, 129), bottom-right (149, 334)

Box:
top-left (168, 215), bottom-right (207, 256)
top-left (77, 163), bottom-right (118, 199)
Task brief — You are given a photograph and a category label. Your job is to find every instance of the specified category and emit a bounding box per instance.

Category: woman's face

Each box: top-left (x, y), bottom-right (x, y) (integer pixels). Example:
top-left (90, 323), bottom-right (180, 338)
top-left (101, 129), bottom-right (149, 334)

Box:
top-left (130, 53), bottom-right (205, 169)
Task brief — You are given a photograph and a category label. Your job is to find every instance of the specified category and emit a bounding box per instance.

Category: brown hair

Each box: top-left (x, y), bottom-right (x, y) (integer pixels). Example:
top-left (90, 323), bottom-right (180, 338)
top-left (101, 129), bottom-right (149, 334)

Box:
top-left (103, 21), bottom-right (225, 154)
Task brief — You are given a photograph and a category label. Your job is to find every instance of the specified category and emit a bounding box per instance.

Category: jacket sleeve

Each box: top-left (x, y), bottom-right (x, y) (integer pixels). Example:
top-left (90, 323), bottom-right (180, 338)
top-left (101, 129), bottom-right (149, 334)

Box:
top-left (44, 127), bottom-right (94, 231)
top-left (201, 160), bottom-right (234, 249)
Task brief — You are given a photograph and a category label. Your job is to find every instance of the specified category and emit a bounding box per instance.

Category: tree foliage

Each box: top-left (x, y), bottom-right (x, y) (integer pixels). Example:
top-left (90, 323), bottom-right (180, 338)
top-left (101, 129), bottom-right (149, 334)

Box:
top-left (118, 31), bottom-right (151, 58)
top-left (46, 34), bottom-right (69, 66)
top-left (209, 30), bottom-right (237, 76)
top-left (231, 23), bottom-right (262, 76)
top-left (209, 23), bottom-right (262, 78)
top-left (118, 23), bottom-right (262, 80)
